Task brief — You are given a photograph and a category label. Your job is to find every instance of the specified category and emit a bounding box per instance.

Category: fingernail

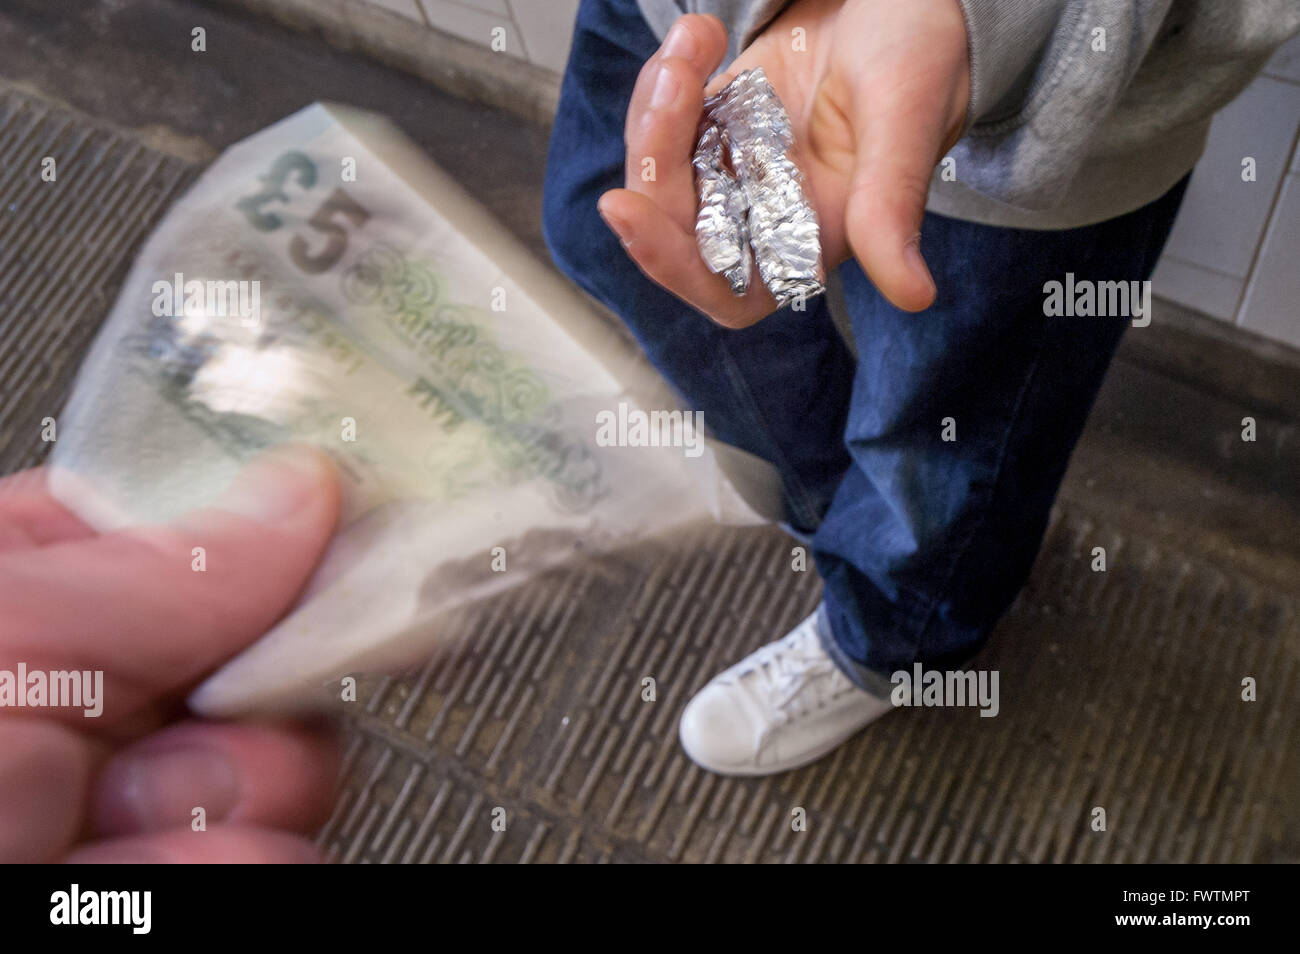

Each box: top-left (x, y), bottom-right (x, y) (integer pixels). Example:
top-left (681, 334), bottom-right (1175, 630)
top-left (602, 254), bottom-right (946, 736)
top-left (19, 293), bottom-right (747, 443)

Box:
top-left (649, 65), bottom-right (679, 110)
top-left (662, 22), bottom-right (698, 61)
top-left (905, 238), bottom-right (936, 299)
top-left (99, 746), bottom-right (239, 834)
top-left (212, 445), bottom-right (333, 524)
top-left (598, 201), bottom-right (631, 246)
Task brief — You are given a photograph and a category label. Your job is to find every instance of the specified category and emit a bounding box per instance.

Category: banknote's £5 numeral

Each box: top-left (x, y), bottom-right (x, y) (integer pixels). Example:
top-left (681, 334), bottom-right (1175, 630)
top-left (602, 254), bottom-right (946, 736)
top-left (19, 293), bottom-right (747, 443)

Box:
top-left (290, 188), bottom-right (372, 274)
top-left (235, 151), bottom-right (317, 232)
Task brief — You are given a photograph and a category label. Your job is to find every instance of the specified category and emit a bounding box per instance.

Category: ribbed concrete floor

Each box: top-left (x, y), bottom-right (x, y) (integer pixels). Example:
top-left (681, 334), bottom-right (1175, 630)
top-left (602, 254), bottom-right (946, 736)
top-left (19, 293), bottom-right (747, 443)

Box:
top-left (0, 88), bottom-right (197, 473)
top-left (2, 0), bottom-right (1298, 864)
top-left (316, 510), bottom-right (1297, 864)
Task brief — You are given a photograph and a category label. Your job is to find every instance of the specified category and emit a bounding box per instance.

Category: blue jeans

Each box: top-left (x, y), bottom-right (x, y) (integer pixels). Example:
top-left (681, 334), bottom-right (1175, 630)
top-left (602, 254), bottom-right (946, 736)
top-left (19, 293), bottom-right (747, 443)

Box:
top-left (542, 0), bottom-right (1189, 695)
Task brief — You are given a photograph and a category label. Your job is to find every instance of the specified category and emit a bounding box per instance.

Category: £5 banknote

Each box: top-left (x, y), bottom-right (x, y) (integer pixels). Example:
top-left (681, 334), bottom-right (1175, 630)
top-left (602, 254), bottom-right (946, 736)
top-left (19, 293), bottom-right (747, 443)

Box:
top-left (47, 103), bottom-right (781, 716)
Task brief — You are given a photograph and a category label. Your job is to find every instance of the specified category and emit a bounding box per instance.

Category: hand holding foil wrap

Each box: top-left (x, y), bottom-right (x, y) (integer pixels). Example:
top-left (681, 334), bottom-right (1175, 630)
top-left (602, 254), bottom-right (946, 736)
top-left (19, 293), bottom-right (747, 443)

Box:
top-left (692, 68), bottom-right (825, 308)
top-left (599, 8), bottom-right (963, 323)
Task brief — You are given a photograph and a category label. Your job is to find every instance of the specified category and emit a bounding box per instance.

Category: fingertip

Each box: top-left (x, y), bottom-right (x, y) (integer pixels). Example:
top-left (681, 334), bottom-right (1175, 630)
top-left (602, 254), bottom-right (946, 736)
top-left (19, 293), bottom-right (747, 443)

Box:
top-left (879, 276), bottom-right (937, 314)
top-left (91, 720), bottom-right (341, 838)
top-left (601, 190), bottom-right (774, 328)
top-left (847, 245), bottom-right (934, 314)
top-left (596, 188), bottom-right (623, 219)
top-left (845, 204), bottom-right (938, 314)
top-left (672, 13), bottom-right (728, 67)
top-left (597, 189), bottom-right (634, 244)
top-left (600, 189), bottom-right (671, 265)
top-left (152, 445), bottom-right (341, 655)
top-left (898, 239), bottom-right (938, 312)
top-left (184, 444), bottom-right (340, 543)
top-left (692, 13), bottom-right (728, 41)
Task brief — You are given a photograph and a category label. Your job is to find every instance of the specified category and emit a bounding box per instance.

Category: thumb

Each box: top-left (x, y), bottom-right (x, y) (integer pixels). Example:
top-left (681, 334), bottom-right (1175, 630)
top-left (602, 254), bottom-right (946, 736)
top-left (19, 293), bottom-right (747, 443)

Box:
top-left (0, 445), bottom-right (341, 728)
top-left (843, 97), bottom-right (946, 313)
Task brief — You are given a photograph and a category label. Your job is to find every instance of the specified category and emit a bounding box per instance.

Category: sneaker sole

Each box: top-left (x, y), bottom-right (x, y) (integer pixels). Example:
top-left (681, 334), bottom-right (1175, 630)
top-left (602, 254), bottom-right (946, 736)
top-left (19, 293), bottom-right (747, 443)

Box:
top-left (677, 718), bottom-right (877, 778)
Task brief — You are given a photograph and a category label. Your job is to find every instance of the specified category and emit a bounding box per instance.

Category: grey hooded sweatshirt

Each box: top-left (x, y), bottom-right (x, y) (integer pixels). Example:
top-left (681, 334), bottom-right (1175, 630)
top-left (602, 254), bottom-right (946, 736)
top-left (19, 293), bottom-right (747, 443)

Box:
top-left (635, 0), bottom-right (1300, 229)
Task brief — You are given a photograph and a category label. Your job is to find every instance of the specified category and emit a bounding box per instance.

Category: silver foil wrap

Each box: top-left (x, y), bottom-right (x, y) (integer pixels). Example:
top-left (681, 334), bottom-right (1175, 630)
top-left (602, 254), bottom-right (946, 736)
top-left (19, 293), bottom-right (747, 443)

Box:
top-left (692, 68), bottom-right (825, 307)
top-left (691, 124), bottom-right (752, 295)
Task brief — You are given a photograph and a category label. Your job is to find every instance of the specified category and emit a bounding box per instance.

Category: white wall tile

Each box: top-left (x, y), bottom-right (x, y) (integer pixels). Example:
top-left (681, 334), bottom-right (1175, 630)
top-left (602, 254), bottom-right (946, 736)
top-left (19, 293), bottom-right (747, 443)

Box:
top-left (1158, 77), bottom-right (1300, 280)
top-left (1151, 256), bottom-right (1243, 322)
top-left (507, 0), bottom-right (579, 72)
top-left (365, 0), bottom-right (425, 20)
top-left (453, 0), bottom-right (511, 15)
top-left (364, 0), bottom-right (425, 21)
top-left (418, 0), bottom-right (526, 59)
top-left (1264, 31), bottom-right (1300, 84)
top-left (1237, 173), bottom-right (1300, 348)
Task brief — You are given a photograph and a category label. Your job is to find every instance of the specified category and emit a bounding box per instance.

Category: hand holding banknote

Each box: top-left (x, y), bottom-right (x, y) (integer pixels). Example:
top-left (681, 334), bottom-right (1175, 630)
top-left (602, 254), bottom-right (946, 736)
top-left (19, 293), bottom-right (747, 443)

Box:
top-left (597, 0), bottom-right (970, 326)
top-left (0, 448), bottom-right (340, 862)
top-left (47, 102), bottom-right (778, 717)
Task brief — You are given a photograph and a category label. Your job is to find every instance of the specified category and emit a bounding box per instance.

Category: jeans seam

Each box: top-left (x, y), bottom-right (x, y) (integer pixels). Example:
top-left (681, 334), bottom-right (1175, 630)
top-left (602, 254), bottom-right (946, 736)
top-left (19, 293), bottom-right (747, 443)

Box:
top-left (718, 338), bottom-right (822, 530)
top-left (907, 329), bottom-right (1047, 662)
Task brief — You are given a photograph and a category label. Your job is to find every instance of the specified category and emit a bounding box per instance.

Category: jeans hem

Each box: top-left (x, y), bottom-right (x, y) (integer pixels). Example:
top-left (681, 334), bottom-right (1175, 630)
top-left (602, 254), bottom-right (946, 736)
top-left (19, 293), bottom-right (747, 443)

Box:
top-left (815, 602), bottom-right (894, 701)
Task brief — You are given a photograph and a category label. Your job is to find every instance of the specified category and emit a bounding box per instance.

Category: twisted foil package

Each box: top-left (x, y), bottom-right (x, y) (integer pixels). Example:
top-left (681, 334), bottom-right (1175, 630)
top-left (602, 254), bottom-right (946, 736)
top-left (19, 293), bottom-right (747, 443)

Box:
top-left (693, 68), bottom-right (825, 307)
top-left (692, 124), bottom-right (751, 295)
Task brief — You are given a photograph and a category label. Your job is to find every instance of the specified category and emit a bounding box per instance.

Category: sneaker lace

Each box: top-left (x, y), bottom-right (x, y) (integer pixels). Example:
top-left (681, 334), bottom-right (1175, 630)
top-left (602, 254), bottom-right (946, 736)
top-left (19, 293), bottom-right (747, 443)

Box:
top-left (726, 627), bottom-right (854, 724)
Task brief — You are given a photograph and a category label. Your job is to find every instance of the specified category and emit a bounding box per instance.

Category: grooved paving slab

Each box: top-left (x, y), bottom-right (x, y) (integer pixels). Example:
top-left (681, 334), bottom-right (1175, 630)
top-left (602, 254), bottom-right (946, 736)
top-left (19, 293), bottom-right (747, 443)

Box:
top-left (0, 86), bottom-right (199, 472)
top-left (319, 512), bottom-right (1299, 864)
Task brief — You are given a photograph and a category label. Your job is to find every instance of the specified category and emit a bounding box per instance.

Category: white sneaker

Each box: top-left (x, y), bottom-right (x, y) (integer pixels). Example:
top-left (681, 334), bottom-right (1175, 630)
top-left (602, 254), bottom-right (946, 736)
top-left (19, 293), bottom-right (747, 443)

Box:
top-left (678, 610), bottom-right (894, 776)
